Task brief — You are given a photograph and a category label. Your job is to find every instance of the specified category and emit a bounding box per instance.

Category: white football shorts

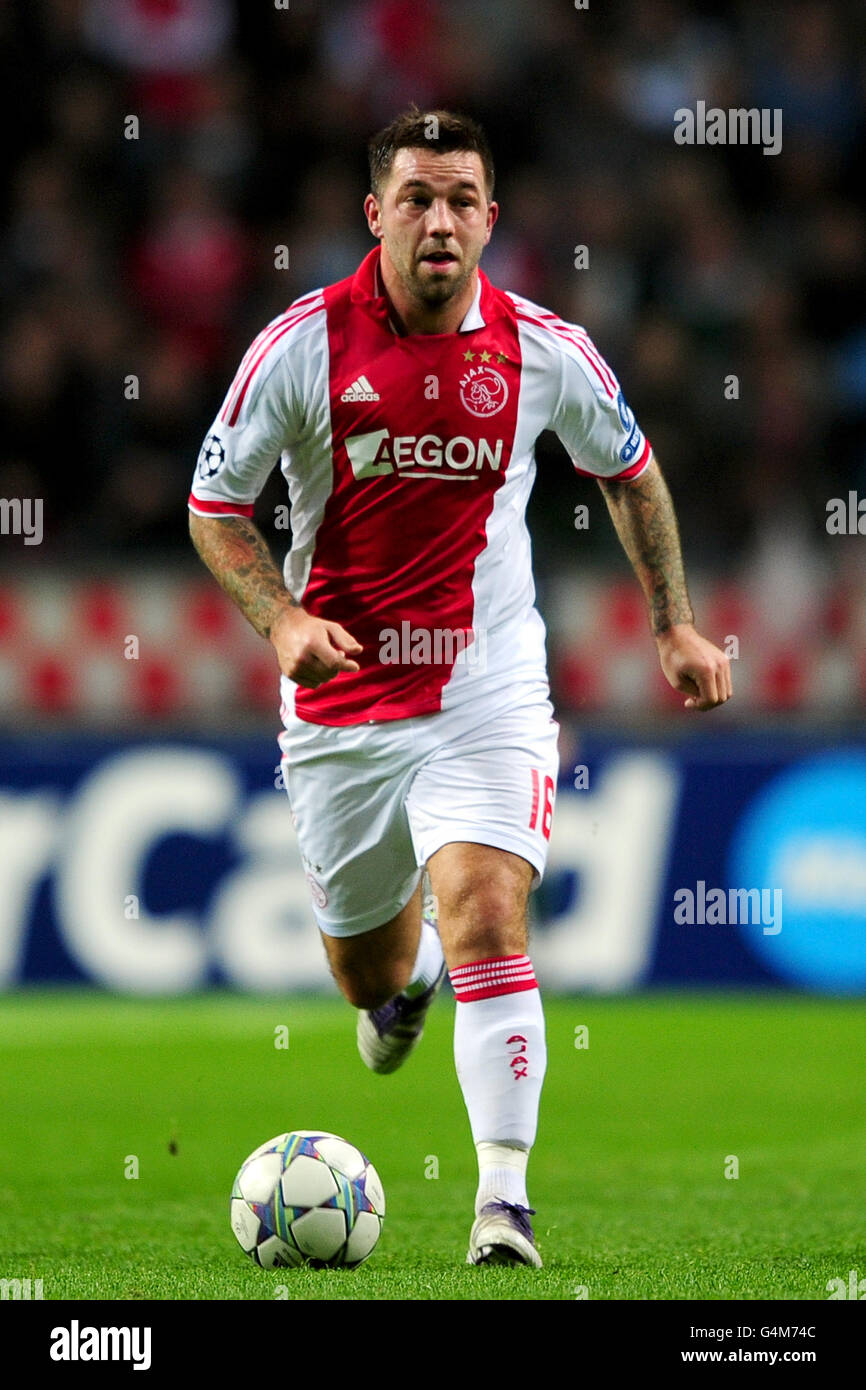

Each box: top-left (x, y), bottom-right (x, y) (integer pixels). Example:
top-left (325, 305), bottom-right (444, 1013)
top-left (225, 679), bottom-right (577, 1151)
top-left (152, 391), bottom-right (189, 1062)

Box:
top-left (277, 687), bottom-right (560, 937)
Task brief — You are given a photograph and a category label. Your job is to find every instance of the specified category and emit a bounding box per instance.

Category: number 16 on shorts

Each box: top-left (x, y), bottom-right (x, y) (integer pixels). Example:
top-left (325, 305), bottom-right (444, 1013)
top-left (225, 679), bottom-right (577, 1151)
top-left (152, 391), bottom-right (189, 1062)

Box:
top-left (529, 768), bottom-right (555, 840)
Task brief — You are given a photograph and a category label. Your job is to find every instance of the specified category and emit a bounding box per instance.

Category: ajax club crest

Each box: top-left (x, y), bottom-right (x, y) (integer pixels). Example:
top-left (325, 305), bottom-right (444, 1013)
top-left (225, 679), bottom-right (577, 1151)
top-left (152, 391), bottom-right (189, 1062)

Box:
top-left (459, 364), bottom-right (509, 417)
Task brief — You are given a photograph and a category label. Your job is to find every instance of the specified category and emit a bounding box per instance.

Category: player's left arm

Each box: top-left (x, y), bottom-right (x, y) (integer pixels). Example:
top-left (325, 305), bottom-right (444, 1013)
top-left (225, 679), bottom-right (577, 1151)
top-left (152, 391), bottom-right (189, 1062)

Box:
top-left (547, 323), bottom-right (731, 710)
top-left (597, 457), bottom-right (732, 711)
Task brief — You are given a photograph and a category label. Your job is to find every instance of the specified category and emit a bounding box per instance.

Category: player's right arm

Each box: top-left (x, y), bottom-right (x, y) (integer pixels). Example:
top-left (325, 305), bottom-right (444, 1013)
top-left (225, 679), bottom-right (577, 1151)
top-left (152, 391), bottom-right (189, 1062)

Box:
top-left (188, 305), bottom-right (361, 689)
top-left (188, 513), bottom-right (361, 688)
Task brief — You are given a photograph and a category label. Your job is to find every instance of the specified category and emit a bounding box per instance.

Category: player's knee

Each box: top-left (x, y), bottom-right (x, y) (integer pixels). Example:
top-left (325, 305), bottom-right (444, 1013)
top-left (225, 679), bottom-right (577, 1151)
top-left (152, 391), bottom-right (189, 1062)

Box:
top-left (438, 880), bottom-right (526, 956)
top-left (446, 878), bottom-right (520, 926)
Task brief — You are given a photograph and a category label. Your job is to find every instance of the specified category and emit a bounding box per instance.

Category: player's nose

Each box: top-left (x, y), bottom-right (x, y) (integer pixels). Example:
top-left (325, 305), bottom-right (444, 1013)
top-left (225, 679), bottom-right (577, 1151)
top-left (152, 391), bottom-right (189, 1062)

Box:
top-left (425, 197), bottom-right (457, 235)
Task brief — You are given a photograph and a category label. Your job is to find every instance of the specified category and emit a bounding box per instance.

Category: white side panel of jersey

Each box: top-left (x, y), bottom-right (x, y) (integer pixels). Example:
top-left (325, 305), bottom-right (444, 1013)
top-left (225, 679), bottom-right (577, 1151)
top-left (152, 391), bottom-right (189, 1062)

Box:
top-left (276, 311), bottom-right (336, 720)
top-left (189, 299), bottom-right (335, 721)
top-left (189, 300), bottom-right (335, 587)
top-left (277, 311), bottom-right (334, 603)
top-left (508, 295), bottom-right (651, 480)
top-left (440, 369), bottom-right (549, 711)
top-left (440, 296), bottom-right (650, 713)
top-left (190, 295), bottom-right (326, 513)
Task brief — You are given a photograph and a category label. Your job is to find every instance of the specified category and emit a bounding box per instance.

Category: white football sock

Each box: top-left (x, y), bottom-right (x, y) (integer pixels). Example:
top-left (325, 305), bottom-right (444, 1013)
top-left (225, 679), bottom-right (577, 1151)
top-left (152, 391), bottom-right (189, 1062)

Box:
top-left (404, 908), bottom-right (444, 998)
top-left (475, 1140), bottom-right (530, 1214)
top-left (450, 955), bottom-right (546, 1210)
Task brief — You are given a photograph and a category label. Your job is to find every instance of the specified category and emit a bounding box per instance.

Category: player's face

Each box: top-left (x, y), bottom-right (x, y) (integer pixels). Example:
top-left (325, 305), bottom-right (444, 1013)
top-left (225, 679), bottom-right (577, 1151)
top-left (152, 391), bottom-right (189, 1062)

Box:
top-left (365, 148), bottom-right (498, 310)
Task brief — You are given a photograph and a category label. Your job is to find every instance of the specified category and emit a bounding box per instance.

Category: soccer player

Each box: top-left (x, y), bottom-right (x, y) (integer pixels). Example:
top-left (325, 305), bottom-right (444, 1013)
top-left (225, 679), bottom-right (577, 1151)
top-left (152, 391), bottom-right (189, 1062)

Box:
top-left (189, 107), bottom-right (732, 1268)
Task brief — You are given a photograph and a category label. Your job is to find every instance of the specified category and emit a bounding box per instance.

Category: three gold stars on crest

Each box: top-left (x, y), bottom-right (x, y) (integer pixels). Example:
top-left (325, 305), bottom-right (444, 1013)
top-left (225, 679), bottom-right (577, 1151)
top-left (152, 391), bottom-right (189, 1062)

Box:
top-left (463, 348), bottom-right (509, 364)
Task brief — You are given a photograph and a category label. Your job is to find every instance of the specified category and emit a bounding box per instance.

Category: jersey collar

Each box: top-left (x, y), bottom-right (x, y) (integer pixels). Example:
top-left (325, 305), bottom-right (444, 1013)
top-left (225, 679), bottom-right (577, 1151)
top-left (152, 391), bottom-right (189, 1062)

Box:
top-left (351, 246), bottom-right (497, 334)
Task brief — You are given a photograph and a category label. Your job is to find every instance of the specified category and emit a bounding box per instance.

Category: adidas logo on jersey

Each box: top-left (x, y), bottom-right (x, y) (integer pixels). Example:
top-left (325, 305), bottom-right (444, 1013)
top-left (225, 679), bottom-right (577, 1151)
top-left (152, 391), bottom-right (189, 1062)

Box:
top-left (341, 375), bottom-right (380, 402)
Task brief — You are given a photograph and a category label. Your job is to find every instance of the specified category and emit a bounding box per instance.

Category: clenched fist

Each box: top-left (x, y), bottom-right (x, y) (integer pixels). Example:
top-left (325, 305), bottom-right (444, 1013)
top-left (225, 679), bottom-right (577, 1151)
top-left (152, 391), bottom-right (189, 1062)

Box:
top-left (655, 623), bottom-right (732, 711)
top-left (270, 606), bottom-right (363, 689)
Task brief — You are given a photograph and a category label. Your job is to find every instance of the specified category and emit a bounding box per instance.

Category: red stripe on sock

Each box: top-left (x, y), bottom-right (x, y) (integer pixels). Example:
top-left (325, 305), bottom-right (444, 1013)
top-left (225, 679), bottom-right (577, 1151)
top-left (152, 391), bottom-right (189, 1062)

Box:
top-left (449, 955), bottom-right (538, 1003)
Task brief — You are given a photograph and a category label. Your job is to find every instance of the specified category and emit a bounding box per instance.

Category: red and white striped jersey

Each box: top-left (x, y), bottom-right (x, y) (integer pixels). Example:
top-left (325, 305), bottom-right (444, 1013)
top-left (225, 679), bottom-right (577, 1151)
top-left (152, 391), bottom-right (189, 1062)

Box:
top-left (189, 246), bottom-right (652, 725)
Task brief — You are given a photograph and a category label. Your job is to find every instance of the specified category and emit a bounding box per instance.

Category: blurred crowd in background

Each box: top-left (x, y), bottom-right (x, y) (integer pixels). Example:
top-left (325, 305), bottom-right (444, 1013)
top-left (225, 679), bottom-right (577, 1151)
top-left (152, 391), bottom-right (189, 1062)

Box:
top-left (1, 0), bottom-right (865, 722)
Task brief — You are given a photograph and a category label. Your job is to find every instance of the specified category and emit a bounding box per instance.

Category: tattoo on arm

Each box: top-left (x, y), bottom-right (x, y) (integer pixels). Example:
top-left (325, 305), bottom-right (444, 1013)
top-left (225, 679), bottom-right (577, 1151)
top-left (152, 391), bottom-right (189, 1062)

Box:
top-left (597, 459), bottom-right (694, 636)
top-left (188, 513), bottom-right (298, 640)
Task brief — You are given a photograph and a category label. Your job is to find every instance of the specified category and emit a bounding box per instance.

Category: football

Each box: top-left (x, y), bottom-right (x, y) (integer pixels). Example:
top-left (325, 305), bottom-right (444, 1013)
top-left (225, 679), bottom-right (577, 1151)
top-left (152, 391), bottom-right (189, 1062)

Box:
top-left (230, 1130), bottom-right (385, 1269)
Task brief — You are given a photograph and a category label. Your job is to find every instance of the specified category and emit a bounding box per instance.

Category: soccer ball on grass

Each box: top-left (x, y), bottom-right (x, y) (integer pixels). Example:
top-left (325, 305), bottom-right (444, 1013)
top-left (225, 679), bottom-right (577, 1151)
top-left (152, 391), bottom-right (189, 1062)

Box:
top-left (230, 1130), bottom-right (385, 1269)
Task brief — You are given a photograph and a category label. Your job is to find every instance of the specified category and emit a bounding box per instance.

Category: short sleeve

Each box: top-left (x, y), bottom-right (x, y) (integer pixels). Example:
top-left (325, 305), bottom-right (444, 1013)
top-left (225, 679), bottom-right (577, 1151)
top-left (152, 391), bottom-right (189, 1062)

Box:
top-left (552, 333), bottom-right (652, 482)
top-left (188, 318), bottom-right (303, 518)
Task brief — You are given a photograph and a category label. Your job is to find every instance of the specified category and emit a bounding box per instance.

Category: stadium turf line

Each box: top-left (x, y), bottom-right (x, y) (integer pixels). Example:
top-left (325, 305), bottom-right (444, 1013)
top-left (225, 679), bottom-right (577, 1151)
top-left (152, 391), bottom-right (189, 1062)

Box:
top-left (0, 991), bottom-right (864, 1301)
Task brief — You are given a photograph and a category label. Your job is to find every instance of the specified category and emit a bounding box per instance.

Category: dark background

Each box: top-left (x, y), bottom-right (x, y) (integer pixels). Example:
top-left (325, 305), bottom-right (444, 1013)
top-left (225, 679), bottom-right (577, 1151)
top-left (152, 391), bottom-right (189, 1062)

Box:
top-left (1, 0), bottom-right (865, 726)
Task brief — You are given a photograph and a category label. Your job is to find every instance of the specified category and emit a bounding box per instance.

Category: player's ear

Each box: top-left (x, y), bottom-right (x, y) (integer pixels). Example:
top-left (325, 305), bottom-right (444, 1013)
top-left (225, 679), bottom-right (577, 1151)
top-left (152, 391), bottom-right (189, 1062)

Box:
top-left (364, 192), bottom-right (383, 238)
top-left (484, 200), bottom-right (499, 243)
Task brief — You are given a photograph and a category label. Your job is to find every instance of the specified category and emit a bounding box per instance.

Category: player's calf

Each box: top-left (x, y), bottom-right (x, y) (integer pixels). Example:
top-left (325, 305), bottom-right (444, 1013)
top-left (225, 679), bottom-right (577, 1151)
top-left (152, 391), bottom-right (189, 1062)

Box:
top-left (333, 962), bottom-right (413, 1011)
top-left (320, 884), bottom-right (424, 1009)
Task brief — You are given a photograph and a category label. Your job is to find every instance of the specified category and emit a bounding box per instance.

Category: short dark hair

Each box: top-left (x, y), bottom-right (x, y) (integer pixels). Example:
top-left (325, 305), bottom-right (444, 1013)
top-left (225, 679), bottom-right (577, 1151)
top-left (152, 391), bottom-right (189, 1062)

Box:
top-left (368, 105), bottom-right (495, 200)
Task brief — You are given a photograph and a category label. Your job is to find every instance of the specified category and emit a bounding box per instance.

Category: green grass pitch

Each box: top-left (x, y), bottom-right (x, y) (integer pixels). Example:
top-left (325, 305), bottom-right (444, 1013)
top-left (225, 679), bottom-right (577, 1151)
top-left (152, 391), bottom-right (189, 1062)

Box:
top-left (1, 991), bottom-right (864, 1301)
